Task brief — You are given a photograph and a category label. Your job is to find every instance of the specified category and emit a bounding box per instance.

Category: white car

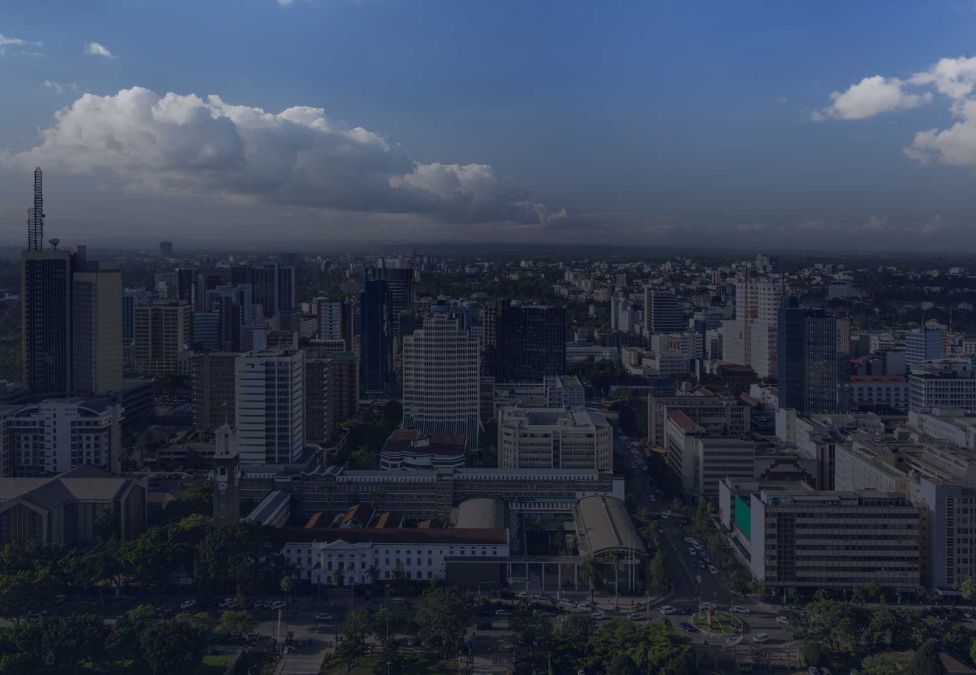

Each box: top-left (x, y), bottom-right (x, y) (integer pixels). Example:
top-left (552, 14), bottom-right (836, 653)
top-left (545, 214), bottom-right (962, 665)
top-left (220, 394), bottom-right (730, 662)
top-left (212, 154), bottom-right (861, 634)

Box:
top-left (270, 600), bottom-right (287, 611)
top-left (688, 547), bottom-right (697, 556)
top-left (731, 605), bottom-right (749, 614)
top-left (708, 566), bottom-right (719, 574)
top-left (315, 612), bottom-right (334, 621)
top-left (775, 615), bottom-right (789, 625)
top-left (752, 632), bottom-right (769, 643)
top-left (659, 605), bottom-right (677, 615)
top-left (684, 537), bottom-right (695, 544)
top-left (592, 612), bottom-right (609, 620)
top-left (218, 598), bottom-right (237, 609)
top-left (180, 600), bottom-right (197, 610)
top-left (627, 612), bottom-right (644, 620)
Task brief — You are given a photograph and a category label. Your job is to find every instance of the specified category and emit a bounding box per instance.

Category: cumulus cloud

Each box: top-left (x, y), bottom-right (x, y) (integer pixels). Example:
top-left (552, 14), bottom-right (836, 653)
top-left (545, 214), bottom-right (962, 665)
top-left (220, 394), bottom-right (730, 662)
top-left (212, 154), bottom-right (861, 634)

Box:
top-left (6, 86), bottom-right (563, 226)
top-left (812, 76), bottom-right (930, 121)
top-left (84, 42), bottom-right (114, 58)
top-left (0, 32), bottom-right (42, 56)
top-left (818, 55), bottom-right (976, 174)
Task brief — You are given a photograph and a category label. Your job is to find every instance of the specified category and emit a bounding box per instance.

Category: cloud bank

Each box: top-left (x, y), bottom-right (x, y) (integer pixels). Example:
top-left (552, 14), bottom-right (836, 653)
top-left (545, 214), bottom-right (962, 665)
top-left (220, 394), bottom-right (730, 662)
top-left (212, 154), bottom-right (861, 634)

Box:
top-left (816, 56), bottom-right (976, 171)
top-left (6, 87), bottom-right (563, 226)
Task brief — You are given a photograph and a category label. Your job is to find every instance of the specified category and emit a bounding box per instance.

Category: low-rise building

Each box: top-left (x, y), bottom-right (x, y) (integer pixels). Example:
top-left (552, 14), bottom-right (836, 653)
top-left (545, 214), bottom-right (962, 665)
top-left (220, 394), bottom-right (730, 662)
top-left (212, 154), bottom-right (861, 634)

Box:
top-left (498, 407), bottom-right (612, 471)
top-left (665, 410), bottom-right (754, 501)
top-left (909, 359), bottom-right (976, 412)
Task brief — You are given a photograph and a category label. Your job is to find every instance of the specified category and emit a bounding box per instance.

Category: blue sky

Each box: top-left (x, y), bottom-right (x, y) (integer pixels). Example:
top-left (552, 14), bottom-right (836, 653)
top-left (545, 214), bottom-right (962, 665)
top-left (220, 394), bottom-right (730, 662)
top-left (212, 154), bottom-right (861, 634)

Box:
top-left (2, 0), bottom-right (976, 250)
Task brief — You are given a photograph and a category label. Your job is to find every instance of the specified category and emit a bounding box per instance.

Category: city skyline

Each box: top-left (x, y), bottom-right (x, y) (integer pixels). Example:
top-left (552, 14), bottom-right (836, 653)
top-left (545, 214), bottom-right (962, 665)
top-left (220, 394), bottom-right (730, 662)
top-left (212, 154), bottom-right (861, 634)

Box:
top-left (2, 1), bottom-right (976, 250)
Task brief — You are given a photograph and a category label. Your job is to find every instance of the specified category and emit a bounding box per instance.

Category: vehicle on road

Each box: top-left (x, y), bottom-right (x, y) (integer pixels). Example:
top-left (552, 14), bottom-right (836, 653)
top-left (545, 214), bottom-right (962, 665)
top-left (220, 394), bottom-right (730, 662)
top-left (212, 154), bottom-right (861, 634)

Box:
top-left (684, 537), bottom-right (695, 544)
top-left (775, 615), bottom-right (789, 625)
top-left (270, 601), bottom-right (287, 611)
top-left (731, 605), bottom-right (749, 614)
top-left (752, 632), bottom-right (769, 643)
top-left (219, 598), bottom-right (237, 609)
top-left (559, 601), bottom-right (575, 610)
top-left (180, 600), bottom-right (197, 610)
top-left (679, 622), bottom-right (699, 633)
top-left (627, 612), bottom-right (644, 620)
top-left (688, 547), bottom-right (697, 556)
top-left (314, 613), bottom-right (334, 621)
top-left (659, 605), bottom-right (677, 615)
top-left (592, 612), bottom-right (608, 620)
top-left (708, 565), bottom-right (718, 574)
top-left (476, 621), bottom-right (493, 630)
top-left (495, 609), bottom-right (510, 616)
top-left (807, 667), bottom-right (821, 675)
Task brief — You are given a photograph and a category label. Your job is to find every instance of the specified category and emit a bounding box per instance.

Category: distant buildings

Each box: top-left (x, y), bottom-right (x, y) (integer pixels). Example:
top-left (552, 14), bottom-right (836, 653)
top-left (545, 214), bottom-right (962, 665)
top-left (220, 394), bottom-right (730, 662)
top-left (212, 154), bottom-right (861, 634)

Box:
top-left (132, 303), bottom-right (192, 377)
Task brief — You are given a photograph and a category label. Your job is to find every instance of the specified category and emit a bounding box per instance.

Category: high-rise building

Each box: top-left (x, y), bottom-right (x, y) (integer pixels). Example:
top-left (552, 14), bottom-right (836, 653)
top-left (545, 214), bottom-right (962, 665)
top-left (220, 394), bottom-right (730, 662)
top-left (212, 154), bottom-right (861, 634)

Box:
top-left (314, 298), bottom-right (353, 349)
top-left (906, 326), bottom-right (944, 368)
top-left (360, 276), bottom-right (391, 395)
top-left (495, 304), bottom-right (566, 381)
top-left (132, 303), bottom-right (192, 377)
top-left (305, 358), bottom-right (336, 447)
top-left (777, 298), bottom-right (850, 413)
top-left (401, 308), bottom-right (481, 448)
top-left (190, 352), bottom-right (238, 432)
top-left (643, 288), bottom-right (685, 335)
top-left (71, 259), bottom-right (123, 395)
top-left (233, 262), bottom-right (295, 329)
top-left (21, 248), bottom-right (72, 396)
top-left (207, 284), bottom-right (254, 352)
top-left (235, 350), bottom-right (305, 464)
top-left (375, 266), bottom-right (414, 342)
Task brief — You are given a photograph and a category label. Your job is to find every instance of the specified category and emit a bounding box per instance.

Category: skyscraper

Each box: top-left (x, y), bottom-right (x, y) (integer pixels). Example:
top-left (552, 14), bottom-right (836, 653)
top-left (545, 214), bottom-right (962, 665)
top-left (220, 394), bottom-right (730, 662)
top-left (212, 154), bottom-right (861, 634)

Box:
top-left (71, 258), bottom-right (123, 395)
top-left (132, 303), bottom-right (192, 377)
top-left (360, 275), bottom-right (391, 395)
top-left (314, 298), bottom-right (353, 349)
top-left (21, 248), bottom-right (72, 396)
top-left (495, 304), bottom-right (566, 381)
top-left (777, 298), bottom-right (850, 413)
top-left (27, 168), bottom-right (44, 252)
top-left (236, 349), bottom-right (305, 464)
top-left (401, 307), bottom-right (481, 448)
top-left (643, 288), bottom-right (685, 335)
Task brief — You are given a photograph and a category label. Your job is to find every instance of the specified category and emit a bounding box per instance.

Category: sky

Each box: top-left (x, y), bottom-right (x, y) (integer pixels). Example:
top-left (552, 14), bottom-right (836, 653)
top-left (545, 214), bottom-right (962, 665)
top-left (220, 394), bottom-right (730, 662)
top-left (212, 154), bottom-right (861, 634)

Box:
top-left (2, 0), bottom-right (976, 251)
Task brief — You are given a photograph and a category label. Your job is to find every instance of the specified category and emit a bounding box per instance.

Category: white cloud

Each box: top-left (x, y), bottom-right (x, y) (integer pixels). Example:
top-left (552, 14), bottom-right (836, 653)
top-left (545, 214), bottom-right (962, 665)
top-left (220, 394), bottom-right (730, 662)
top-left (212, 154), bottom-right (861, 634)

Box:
top-left (6, 86), bottom-right (563, 226)
top-left (84, 42), bottom-right (114, 59)
top-left (736, 222), bottom-right (765, 232)
top-left (42, 80), bottom-right (79, 95)
top-left (0, 32), bottom-right (42, 56)
top-left (813, 75), bottom-right (930, 121)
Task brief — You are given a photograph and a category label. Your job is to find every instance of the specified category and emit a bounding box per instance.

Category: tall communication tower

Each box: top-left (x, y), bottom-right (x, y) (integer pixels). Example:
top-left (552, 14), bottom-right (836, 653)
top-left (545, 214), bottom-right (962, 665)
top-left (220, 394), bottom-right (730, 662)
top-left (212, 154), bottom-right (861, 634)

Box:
top-left (27, 167), bottom-right (44, 251)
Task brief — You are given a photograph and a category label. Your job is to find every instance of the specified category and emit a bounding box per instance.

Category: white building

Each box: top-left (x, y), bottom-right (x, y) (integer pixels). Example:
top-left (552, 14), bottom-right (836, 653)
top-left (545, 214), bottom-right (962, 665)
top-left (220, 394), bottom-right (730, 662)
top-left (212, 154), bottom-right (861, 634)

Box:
top-left (906, 327), bottom-right (944, 368)
top-left (236, 350), bottom-right (305, 465)
top-left (401, 309), bottom-right (480, 448)
top-left (3, 398), bottom-right (122, 476)
top-left (665, 409), bottom-right (754, 501)
top-left (850, 375), bottom-right (909, 411)
top-left (908, 359), bottom-right (976, 412)
top-left (313, 299), bottom-right (350, 346)
top-left (498, 407), bottom-right (612, 471)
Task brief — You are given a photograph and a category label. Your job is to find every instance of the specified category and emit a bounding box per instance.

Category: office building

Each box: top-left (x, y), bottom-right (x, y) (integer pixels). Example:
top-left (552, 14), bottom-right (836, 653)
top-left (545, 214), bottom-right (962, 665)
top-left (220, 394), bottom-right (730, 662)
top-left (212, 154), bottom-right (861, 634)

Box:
top-left (190, 352), bottom-right (238, 432)
top-left (71, 259), bottom-right (123, 395)
top-left (21, 248), bottom-right (73, 396)
top-left (402, 309), bottom-right (481, 448)
top-left (665, 409), bottom-right (755, 501)
top-left (380, 428), bottom-right (467, 471)
top-left (305, 356), bottom-right (353, 447)
top-left (375, 266), bottom-right (414, 343)
top-left (777, 299), bottom-right (850, 413)
top-left (314, 299), bottom-right (353, 349)
top-left (495, 304), bottom-right (566, 381)
top-left (722, 483), bottom-right (920, 591)
top-left (643, 288), bottom-right (685, 335)
top-left (236, 350), bottom-right (305, 464)
top-left (498, 407), bottom-right (612, 471)
top-left (647, 389), bottom-right (751, 449)
top-left (850, 375), bottom-right (909, 411)
top-left (5, 398), bottom-right (122, 475)
top-left (132, 303), bottom-right (192, 377)
top-left (360, 275), bottom-right (391, 395)
top-left (908, 359), bottom-right (976, 412)
top-left (906, 326), bottom-right (945, 368)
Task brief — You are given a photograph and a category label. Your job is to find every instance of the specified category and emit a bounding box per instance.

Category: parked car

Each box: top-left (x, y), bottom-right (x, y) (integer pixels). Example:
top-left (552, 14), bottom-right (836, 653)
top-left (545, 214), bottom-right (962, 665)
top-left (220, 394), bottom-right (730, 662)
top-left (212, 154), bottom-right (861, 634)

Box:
top-left (270, 600), bottom-right (287, 611)
top-left (627, 612), bottom-right (644, 620)
top-left (314, 613), bottom-right (334, 621)
top-left (180, 600), bottom-right (197, 610)
top-left (708, 565), bottom-right (719, 574)
top-left (752, 632), bottom-right (769, 643)
top-left (494, 609), bottom-right (510, 616)
top-left (592, 612), bottom-right (608, 620)
top-left (807, 667), bottom-right (821, 675)
top-left (659, 605), bottom-right (677, 615)
top-left (731, 605), bottom-right (749, 614)
top-left (775, 615), bottom-right (789, 625)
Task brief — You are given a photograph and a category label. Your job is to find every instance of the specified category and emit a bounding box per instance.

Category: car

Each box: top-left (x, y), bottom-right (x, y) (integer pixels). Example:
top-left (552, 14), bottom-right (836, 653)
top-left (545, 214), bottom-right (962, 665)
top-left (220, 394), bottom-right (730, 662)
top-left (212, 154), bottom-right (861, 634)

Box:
top-left (697, 562), bottom-right (706, 570)
top-left (627, 612), bottom-right (644, 620)
top-left (559, 600), bottom-right (575, 610)
top-left (270, 601), bottom-right (287, 611)
top-left (708, 565), bottom-right (718, 574)
top-left (775, 615), bottom-right (789, 625)
top-left (592, 612), bottom-right (609, 620)
top-left (752, 632), bottom-right (769, 643)
top-left (684, 536), bottom-right (695, 544)
top-left (659, 605), bottom-right (677, 615)
top-left (821, 669), bottom-right (832, 675)
top-left (731, 605), bottom-right (749, 614)
top-left (808, 668), bottom-right (821, 675)
top-left (494, 609), bottom-right (510, 616)
top-left (180, 600), bottom-right (197, 610)
top-left (517, 591), bottom-right (528, 598)
top-left (475, 621), bottom-right (493, 630)
top-left (219, 598), bottom-right (238, 609)
top-left (688, 547), bottom-right (697, 556)
top-left (314, 613), bottom-right (334, 621)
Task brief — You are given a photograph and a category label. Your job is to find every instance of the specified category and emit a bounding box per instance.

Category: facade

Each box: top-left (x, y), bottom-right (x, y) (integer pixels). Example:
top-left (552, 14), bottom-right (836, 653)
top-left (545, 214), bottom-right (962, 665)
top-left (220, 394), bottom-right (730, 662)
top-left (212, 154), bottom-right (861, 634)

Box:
top-left (314, 299), bottom-right (352, 349)
top-left (132, 303), bottom-right (192, 377)
top-left (70, 259), bottom-right (123, 396)
top-left (401, 309), bottom-right (481, 448)
top-left (495, 304), bottom-right (567, 381)
top-left (746, 486), bottom-right (921, 591)
top-left (21, 249), bottom-right (73, 396)
top-left (498, 407), bottom-right (612, 471)
top-left (359, 276), bottom-right (391, 395)
top-left (908, 360), bottom-right (976, 412)
top-left (380, 429), bottom-right (467, 471)
top-left (236, 350), bottom-right (306, 464)
top-left (0, 466), bottom-right (147, 546)
top-left (643, 288), bottom-right (685, 335)
top-left (850, 375), bottom-right (909, 410)
top-left (906, 327), bottom-right (944, 368)
top-left (190, 352), bottom-right (238, 432)
top-left (777, 299), bottom-right (850, 413)
top-left (665, 410), bottom-right (755, 501)
top-left (5, 398), bottom-right (122, 475)
top-left (305, 357), bottom-right (340, 447)
top-left (647, 390), bottom-right (751, 449)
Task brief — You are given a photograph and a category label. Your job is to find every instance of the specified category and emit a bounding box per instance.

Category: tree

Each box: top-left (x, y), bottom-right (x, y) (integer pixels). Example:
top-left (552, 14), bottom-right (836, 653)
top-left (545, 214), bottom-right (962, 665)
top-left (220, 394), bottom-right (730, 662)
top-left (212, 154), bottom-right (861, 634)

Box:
top-left (140, 617), bottom-right (208, 675)
top-left (960, 576), bottom-right (976, 612)
top-left (280, 574), bottom-right (294, 603)
top-left (338, 606), bottom-right (370, 669)
top-left (691, 498), bottom-right (713, 538)
top-left (908, 639), bottom-right (946, 675)
top-left (217, 610), bottom-right (255, 643)
top-left (0, 614), bottom-right (109, 674)
top-left (511, 608), bottom-right (553, 674)
top-left (579, 557), bottom-right (599, 605)
top-left (109, 604), bottom-right (158, 664)
top-left (649, 551), bottom-right (671, 595)
top-left (414, 587), bottom-right (469, 658)
top-left (798, 642), bottom-right (824, 667)
top-left (607, 653), bottom-right (640, 675)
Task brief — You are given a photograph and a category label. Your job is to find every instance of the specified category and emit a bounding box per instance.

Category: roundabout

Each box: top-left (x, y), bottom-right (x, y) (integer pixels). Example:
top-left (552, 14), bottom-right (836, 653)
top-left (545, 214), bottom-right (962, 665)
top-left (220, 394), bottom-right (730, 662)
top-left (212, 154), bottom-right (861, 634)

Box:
top-left (691, 609), bottom-right (744, 636)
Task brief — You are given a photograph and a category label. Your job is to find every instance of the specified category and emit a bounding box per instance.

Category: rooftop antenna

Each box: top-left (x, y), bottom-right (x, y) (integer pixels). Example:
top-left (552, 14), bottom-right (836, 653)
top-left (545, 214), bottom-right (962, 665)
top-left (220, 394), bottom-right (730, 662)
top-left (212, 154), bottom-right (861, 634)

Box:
top-left (27, 168), bottom-right (44, 252)
top-left (49, 238), bottom-right (60, 251)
